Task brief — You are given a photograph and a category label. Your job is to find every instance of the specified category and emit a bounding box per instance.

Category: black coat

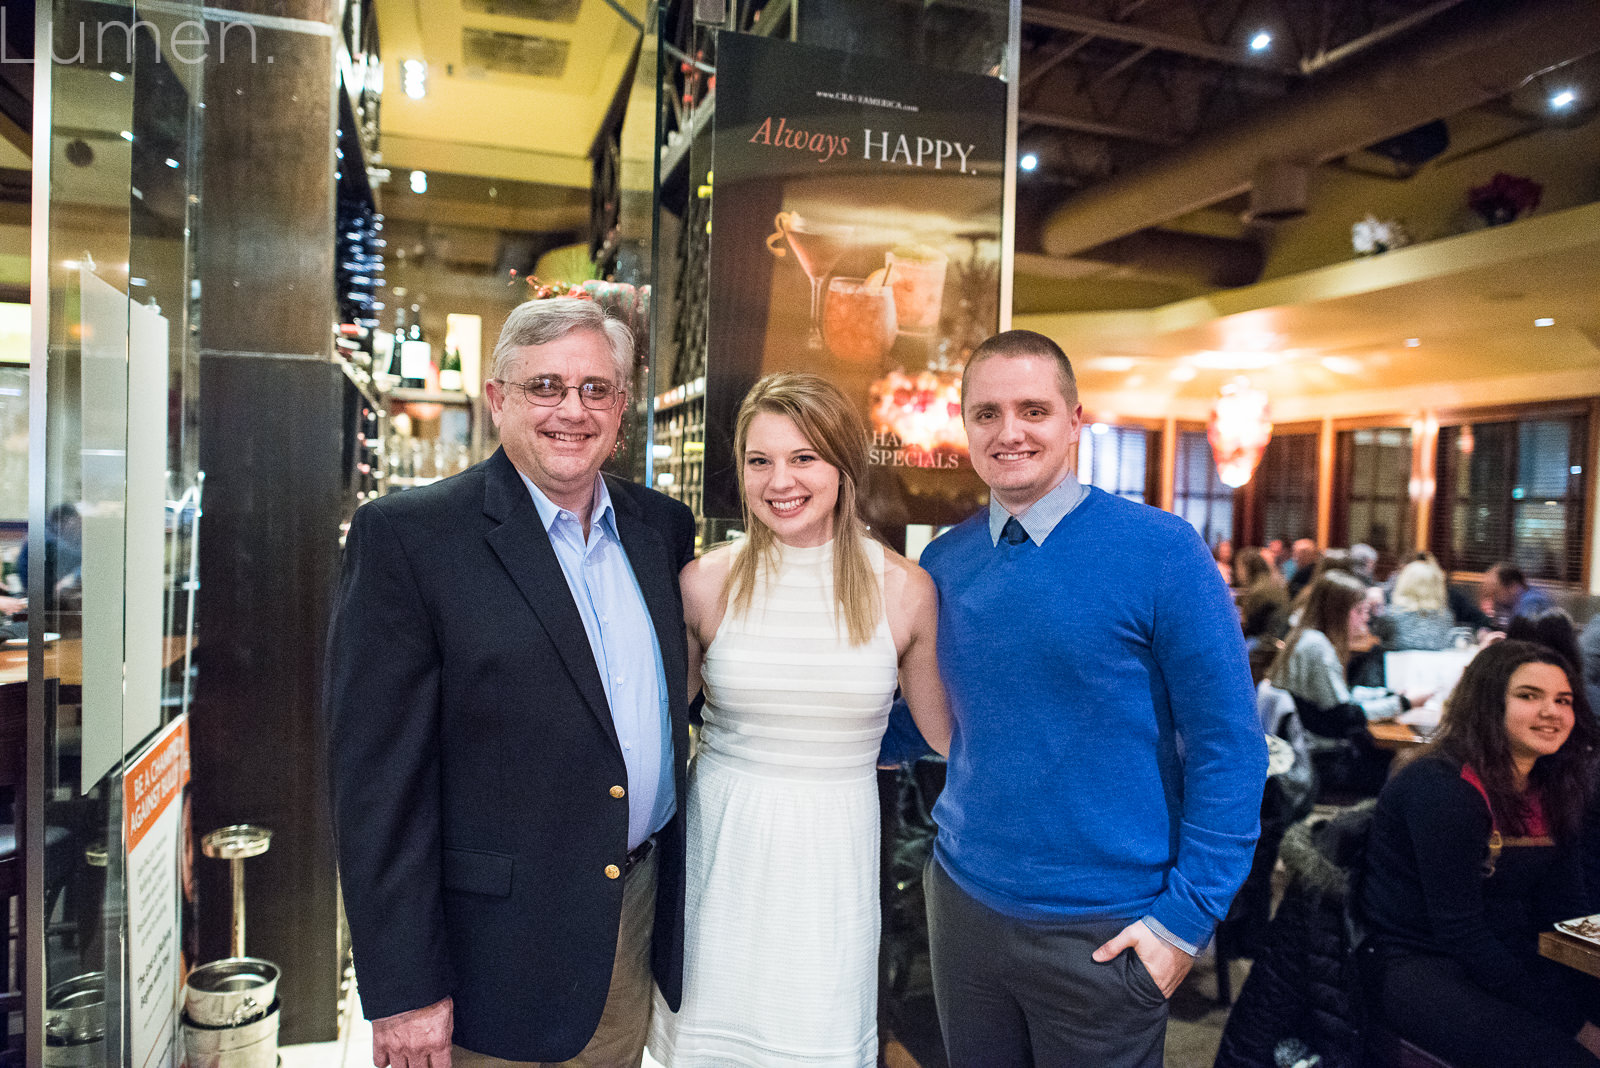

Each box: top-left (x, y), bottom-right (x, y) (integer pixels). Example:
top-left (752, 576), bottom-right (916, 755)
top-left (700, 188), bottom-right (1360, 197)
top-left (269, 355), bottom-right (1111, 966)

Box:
top-left (1214, 804), bottom-right (1373, 1068)
top-left (324, 449), bottom-right (696, 1061)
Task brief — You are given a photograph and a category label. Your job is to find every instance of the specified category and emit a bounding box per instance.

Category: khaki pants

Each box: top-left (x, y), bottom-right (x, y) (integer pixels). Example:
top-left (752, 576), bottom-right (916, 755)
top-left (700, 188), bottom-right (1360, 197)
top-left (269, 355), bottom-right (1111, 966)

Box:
top-left (453, 848), bottom-right (658, 1068)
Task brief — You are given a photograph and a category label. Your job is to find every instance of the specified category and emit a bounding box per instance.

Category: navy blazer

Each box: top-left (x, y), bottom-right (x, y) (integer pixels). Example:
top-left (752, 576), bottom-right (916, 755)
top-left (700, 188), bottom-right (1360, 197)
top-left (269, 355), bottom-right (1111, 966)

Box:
top-left (325, 448), bottom-right (695, 1061)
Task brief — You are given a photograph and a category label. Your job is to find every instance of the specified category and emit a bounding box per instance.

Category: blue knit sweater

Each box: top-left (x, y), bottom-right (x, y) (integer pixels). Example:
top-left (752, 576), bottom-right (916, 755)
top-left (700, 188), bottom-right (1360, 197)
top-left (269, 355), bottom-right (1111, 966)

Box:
top-left (920, 487), bottom-right (1267, 951)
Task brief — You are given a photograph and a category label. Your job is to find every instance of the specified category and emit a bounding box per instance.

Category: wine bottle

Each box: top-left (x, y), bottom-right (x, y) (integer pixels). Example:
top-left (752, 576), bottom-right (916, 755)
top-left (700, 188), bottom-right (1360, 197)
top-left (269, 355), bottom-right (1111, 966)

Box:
top-left (399, 304), bottom-right (430, 388)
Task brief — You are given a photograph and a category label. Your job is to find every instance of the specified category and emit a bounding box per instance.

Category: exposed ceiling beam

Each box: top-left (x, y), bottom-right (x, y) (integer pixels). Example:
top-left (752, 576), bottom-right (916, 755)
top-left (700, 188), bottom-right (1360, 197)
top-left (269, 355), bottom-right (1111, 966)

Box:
top-left (1020, 5), bottom-right (1298, 73)
top-left (1095, 44), bottom-right (1154, 87)
top-left (1022, 34), bottom-right (1093, 90)
top-left (1039, 0), bottom-right (1600, 258)
top-left (1299, 0), bottom-right (1467, 75)
top-left (1019, 108), bottom-right (1181, 146)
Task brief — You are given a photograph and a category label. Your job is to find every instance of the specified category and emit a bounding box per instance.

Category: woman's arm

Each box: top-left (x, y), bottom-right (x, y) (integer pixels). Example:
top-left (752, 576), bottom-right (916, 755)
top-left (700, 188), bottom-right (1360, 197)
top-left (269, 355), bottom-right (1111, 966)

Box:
top-left (1287, 630), bottom-right (1405, 723)
top-left (885, 558), bottom-right (951, 756)
top-left (679, 549), bottom-right (731, 705)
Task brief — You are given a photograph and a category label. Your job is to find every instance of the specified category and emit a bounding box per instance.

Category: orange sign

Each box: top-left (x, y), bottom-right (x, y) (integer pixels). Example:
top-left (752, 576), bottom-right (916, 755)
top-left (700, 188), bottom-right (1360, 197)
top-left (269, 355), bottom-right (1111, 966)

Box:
top-left (125, 717), bottom-right (190, 852)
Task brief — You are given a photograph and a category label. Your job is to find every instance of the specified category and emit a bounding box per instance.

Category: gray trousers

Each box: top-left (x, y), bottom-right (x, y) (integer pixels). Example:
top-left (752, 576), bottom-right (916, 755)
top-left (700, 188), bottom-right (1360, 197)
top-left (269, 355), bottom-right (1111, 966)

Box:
top-left (925, 858), bottom-right (1168, 1068)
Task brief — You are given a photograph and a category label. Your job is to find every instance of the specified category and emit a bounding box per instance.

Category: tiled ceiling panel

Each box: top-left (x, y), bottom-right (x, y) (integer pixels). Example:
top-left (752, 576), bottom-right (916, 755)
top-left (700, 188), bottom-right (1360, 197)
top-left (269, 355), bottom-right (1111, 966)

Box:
top-left (461, 27), bottom-right (570, 78)
top-left (459, 0), bottom-right (581, 24)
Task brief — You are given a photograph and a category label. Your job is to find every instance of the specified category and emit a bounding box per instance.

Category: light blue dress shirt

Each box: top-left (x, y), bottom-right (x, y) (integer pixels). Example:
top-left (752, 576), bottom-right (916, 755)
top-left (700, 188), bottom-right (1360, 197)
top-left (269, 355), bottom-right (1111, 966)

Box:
top-left (987, 471), bottom-right (1088, 546)
top-left (520, 473), bottom-right (674, 849)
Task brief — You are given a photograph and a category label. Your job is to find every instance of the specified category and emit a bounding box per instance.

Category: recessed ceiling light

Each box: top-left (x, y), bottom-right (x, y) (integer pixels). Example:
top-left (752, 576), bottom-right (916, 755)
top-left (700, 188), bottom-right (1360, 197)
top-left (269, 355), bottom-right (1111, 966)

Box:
top-left (1404, 338), bottom-right (1421, 347)
top-left (109, 71), bottom-right (126, 82)
top-left (1550, 88), bottom-right (1577, 110)
top-left (409, 170), bottom-right (428, 194)
top-left (1090, 422), bottom-right (1110, 435)
top-left (165, 157), bottom-right (180, 169)
top-left (1535, 317), bottom-right (1555, 327)
top-left (119, 130), bottom-right (134, 142)
top-left (1189, 350), bottom-right (1279, 370)
top-left (1249, 31), bottom-right (1272, 52)
top-left (1087, 356), bottom-right (1136, 372)
top-left (1019, 153), bottom-right (1038, 172)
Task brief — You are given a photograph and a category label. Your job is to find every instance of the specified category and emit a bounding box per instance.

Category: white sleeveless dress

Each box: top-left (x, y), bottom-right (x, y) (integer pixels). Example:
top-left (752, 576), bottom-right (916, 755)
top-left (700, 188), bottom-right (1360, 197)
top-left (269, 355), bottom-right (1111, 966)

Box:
top-left (649, 538), bottom-right (899, 1067)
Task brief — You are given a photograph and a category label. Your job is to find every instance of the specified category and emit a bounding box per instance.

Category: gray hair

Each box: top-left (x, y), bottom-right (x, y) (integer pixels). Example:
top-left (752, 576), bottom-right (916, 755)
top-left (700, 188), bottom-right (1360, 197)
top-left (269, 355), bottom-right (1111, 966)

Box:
top-left (489, 297), bottom-right (634, 385)
top-left (1350, 543), bottom-right (1378, 570)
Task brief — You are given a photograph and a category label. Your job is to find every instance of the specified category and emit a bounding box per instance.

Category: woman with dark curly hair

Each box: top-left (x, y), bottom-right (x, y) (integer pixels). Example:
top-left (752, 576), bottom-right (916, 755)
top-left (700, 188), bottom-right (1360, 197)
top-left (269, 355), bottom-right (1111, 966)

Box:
top-left (1357, 639), bottom-right (1600, 1067)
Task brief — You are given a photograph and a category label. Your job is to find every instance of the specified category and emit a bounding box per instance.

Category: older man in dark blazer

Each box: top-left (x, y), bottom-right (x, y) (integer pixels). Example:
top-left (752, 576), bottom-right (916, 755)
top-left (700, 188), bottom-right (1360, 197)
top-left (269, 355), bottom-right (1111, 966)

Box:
top-left (326, 298), bottom-right (695, 1067)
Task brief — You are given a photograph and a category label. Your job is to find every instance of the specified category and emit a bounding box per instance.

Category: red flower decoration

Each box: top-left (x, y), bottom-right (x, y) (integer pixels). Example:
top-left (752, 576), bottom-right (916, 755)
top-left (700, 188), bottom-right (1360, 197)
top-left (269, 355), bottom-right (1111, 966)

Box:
top-left (1468, 172), bottom-right (1542, 225)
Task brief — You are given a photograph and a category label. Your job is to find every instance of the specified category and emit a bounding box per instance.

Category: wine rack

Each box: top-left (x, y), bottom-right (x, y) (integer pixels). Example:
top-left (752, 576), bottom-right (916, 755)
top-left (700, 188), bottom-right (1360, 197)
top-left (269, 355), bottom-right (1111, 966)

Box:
top-left (652, 375), bottom-right (706, 516)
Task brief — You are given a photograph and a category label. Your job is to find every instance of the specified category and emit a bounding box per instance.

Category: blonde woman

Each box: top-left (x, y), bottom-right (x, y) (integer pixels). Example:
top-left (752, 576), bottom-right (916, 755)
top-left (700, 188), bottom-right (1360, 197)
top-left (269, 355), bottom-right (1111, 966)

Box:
top-left (1373, 558), bottom-right (1455, 651)
top-left (650, 372), bottom-right (950, 1067)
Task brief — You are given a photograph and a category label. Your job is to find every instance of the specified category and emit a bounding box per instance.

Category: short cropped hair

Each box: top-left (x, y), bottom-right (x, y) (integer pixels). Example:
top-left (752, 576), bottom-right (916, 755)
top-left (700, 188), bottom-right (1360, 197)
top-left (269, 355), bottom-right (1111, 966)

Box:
top-left (961, 329), bottom-right (1077, 408)
top-left (1488, 561), bottom-right (1527, 589)
top-left (488, 297), bottom-right (633, 385)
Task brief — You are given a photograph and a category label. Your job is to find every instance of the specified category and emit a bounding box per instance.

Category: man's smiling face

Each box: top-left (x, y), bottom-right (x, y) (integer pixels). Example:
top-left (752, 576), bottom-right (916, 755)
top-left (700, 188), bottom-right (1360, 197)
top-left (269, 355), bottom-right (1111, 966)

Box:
top-left (962, 353), bottom-right (1083, 515)
top-left (485, 329), bottom-right (623, 511)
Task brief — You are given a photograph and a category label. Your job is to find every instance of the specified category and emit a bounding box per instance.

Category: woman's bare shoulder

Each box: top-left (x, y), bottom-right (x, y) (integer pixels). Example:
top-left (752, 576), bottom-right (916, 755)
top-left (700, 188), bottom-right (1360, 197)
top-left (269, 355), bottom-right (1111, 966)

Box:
top-left (880, 546), bottom-right (937, 608)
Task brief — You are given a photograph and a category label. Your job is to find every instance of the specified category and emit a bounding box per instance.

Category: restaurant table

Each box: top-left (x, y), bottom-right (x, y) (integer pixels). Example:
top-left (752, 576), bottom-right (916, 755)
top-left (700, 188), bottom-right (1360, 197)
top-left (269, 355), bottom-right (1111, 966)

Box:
top-left (0, 636), bottom-right (192, 687)
top-left (1368, 720), bottom-right (1429, 750)
top-left (1539, 928), bottom-right (1600, 979)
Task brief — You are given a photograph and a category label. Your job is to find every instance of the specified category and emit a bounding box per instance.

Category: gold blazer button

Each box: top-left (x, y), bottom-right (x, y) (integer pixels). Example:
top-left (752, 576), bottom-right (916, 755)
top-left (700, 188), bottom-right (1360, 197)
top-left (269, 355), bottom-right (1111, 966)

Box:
top-left (605, 864), bottom-right (621, 880)
top-left (610, 785), bottom-right (626, 799)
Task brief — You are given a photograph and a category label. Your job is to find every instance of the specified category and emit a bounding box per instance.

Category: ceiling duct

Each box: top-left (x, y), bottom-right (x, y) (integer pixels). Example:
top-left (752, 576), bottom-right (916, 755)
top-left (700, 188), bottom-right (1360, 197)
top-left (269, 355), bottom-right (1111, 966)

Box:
top-left (1072, 229), bottom-right (1265, 289)
top-left (1039, 0), bottom-right (1600, 258)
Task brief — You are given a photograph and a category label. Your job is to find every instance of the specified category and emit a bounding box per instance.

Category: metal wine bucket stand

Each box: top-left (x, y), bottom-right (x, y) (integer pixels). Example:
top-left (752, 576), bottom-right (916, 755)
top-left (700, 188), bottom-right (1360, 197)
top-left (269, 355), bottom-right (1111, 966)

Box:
top-left (184, 825), bottom-right (282, 1068)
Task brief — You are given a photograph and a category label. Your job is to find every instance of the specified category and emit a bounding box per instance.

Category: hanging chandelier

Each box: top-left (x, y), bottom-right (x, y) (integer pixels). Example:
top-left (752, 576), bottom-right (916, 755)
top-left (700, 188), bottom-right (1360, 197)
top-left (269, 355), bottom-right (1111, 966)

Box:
top-left (1207, 377), bottom-right (1272, 488)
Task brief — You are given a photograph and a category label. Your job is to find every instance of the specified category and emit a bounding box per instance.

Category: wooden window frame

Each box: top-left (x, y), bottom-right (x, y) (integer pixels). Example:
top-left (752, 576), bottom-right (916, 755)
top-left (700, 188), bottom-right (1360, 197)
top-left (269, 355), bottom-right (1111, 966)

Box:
top-left (1077, 412), bottom-right (1163, 505)
top-left (1238, 422), bottom-right (1320, 549)
top-left (1171, 425), bottom-right (1234, 550)
top-left (1331, 424), bottom-right (1415, 573)
top-left (1429, 402), bottom-right (1592, 588)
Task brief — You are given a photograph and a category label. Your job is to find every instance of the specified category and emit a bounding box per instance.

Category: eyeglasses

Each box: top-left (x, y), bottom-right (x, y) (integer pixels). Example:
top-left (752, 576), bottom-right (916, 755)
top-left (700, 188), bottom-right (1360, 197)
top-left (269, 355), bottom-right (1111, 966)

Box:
top-left (496, 374), bottom-right (623, 410)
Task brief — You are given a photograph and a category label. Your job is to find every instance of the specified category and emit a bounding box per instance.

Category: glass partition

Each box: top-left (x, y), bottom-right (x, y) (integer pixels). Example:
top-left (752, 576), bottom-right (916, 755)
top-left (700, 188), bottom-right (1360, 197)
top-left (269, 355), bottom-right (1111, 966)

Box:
top-left (25, 0), bottom-right (205, 1061)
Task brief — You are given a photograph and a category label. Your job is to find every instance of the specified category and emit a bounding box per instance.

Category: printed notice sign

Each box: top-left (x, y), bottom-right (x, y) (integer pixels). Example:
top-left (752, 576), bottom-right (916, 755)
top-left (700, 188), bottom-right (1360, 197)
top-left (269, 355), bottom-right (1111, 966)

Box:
top-left (124, 716), bottom-right (190, 1068)
top-left (704, 32), bottom-right (1006, 526)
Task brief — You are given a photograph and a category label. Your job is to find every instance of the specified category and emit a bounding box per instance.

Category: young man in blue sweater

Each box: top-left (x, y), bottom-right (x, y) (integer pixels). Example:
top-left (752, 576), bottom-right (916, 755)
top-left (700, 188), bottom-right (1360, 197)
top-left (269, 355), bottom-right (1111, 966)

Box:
top-left (920, 330), bottom-right (1267, 1066)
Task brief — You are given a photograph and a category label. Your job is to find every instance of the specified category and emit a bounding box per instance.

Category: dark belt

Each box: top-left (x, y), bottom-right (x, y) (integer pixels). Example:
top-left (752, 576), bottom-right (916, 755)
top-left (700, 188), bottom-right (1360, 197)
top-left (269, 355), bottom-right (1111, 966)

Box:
top-left (625, 834), bottom-right (656, 875)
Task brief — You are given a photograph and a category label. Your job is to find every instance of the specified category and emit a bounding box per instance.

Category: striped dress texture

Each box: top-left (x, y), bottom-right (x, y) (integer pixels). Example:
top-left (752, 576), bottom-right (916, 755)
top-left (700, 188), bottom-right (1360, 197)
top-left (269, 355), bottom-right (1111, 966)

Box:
top-left (649, 538), bottom-right (898, 1067)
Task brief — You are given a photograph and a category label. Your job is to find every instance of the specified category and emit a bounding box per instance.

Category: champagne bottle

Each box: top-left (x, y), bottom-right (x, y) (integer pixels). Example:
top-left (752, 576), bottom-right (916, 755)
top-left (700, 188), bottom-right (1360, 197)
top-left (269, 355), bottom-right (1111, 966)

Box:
top-left (399, 304), bottom-right (430, 388)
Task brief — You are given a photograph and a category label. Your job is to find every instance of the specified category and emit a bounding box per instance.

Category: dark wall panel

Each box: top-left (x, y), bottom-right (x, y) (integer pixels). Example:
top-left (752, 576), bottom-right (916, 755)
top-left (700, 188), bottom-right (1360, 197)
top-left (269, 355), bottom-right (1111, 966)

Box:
top-left (199, 20), bottom-right (335, 356)
top-left (192, 355), bottom-right (345, 1043)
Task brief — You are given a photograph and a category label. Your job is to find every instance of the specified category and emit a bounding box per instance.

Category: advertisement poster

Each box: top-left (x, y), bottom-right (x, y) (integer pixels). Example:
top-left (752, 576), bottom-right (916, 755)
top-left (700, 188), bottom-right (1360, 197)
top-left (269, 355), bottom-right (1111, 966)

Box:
top-left (124, 716), bottom-right (191, 1068)
top-left (704, 32), bottom-right (1007, 528)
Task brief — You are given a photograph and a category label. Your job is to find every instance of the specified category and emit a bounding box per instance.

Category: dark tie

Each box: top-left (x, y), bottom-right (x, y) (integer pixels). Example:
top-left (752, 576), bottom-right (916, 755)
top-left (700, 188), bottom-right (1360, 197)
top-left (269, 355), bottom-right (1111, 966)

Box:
top-left (1001, 517), bottom-right (1028, 546)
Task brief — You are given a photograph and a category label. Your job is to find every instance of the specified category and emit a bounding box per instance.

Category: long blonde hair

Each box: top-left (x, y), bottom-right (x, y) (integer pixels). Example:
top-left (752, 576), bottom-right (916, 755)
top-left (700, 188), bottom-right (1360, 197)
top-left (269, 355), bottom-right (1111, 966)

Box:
top-left (724, 372), bottom-right (880, 645)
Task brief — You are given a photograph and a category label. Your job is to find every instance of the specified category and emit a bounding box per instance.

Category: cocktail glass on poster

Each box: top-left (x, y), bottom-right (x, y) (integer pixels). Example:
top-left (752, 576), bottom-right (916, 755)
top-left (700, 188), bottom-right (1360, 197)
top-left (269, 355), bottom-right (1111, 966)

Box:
top-left (823, 277), bottom-right (897, 363)
top-left (767, 211), bottom-right (854, 349)
top-left (880, 245), bottom-right (948, 336)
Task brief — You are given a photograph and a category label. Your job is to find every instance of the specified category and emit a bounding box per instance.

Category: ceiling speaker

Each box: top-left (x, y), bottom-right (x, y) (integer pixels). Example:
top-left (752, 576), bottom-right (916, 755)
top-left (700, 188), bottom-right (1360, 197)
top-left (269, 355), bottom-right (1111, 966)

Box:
top-left (1244, 160), bottom-right (1309, 223)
